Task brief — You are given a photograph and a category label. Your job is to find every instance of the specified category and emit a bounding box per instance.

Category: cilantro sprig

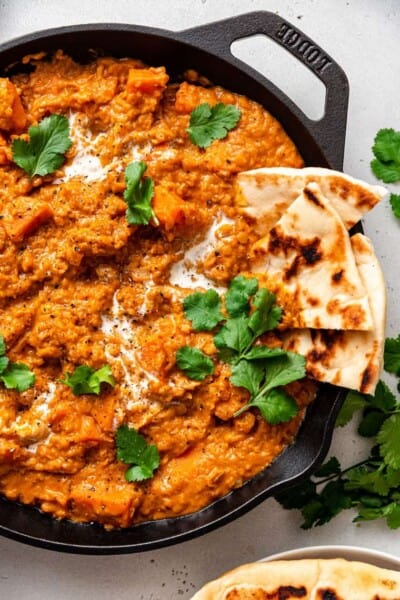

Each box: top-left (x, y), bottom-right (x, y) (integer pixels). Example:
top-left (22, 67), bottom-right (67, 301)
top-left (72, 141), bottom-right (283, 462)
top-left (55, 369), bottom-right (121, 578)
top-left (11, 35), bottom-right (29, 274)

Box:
top-left (176, 346), bottom-right (214, 381)
top-left (116, 424), bottom-right (160, 481)
top-left (275, 338), bottom-right (400, 530)
top-left (176, 276), bottom-right (306, 425)
top-left (370, 128), bottom-right (400, 220)
top-left (0, 334), bottom-right (35, 392)
top-left (371, 128), bottom-right (400, 183)
top-left (60, 364), bottom-right (115, 395)
top-left (123, 161), bottom-right (158, 225)
top-left (187, 102), bottom-right (241, 149)
top-left (12, 114), bottom-right (72, 178)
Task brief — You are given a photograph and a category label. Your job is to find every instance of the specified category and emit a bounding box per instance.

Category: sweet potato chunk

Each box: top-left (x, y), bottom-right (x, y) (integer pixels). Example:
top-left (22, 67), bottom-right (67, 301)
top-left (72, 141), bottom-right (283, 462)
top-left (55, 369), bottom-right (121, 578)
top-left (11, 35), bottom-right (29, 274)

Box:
top-left (0, 78), bottom-right (27, 131)
top-left (152, 185), bottom-right (187, 231)
top-left (69, 471), bottom-right (140, 527)
top-left (126, 66), bottom-right (169, 94)
top-left (0, 132), bottom-right (11, 164)
top-left (2, 197), bottom-right (53, 242)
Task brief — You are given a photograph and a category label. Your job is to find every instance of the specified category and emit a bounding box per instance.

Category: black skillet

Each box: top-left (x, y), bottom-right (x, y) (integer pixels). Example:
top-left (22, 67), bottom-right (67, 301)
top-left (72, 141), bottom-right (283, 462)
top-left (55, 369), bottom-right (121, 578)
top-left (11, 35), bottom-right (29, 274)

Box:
top-left (0, 11), bottom-right (349, 554)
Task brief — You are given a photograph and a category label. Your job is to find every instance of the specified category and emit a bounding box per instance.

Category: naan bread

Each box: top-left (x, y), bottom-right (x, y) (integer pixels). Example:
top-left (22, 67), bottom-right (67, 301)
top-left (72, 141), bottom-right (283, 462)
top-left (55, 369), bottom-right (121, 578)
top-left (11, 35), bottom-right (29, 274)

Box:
top-left (251, 183), bottom-right (373, 331)
top-left (191, 558), bottom-right (400, 599)
top-left (283, 233), bottom-right (386, 394)
top-left (236, 166), bottom-right (387, 234)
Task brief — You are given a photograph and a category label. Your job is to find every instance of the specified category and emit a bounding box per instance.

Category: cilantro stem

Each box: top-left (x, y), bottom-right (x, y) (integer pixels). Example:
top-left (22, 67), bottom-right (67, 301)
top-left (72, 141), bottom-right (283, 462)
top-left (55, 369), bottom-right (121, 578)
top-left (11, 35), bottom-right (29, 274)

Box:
top-left (315, 458), bottom-right (372, 486)
top-left (237, 333), bottom-right (260, 363)
top-left (233, 379), bottom-right (277, 417)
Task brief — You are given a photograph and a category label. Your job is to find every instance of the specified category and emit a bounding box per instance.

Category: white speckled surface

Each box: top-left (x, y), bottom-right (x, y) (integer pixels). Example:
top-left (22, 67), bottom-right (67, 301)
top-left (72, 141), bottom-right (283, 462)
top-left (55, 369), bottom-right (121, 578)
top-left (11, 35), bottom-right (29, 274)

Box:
top-left (0, 1), bottom-right (400, 598)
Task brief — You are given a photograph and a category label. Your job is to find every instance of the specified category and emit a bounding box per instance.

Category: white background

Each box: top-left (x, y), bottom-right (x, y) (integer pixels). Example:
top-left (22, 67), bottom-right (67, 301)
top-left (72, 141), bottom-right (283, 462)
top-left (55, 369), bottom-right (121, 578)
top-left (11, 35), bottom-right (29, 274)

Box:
top-left (0, 1), bottom-right (400, 598)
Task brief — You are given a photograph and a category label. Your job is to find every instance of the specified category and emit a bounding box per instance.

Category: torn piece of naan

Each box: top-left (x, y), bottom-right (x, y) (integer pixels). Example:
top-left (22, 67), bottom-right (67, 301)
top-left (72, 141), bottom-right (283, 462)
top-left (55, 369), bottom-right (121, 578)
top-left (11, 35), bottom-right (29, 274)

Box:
top-left (251, 182), bottom-right (373, 331)
top-left (236, 166), bottom-right (387, 234)
top-left (282, 233), bottom-right (386, 394)
top-left (190, 558), bottom-right (400, 600)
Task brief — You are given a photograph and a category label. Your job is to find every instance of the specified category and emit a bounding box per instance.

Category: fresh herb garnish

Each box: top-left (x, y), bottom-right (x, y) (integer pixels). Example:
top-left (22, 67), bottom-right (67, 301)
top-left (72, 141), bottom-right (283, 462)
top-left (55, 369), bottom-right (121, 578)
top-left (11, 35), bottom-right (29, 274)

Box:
top-left (371, 128), bottom-right (400, 183)
top-left (384, 334), bottom-right (400, 376)
top-left (233, 352), bottom-right (305, 424)
top-left (60, 364), bottom-right (115, 395)
top-left (116, 424), bottom-right (160, 481)
top-left (12, 114), bottom-right (72, 178)
top-left (176, 276), bottom-right (305, 425)
top-left (275, 356), bottom-right (400, 529)
top-left (183, 289), bottom-right (224, 331)
top-left (0, 334), bottom-right (35, 392)
top-left (123, 161), bottom-right (158, 225)
top-left (390, 194), bottom-right (400, 219)
top-left (176, 346), bottom-right (214, 381)
top-left (187, 102), bottom-right (241, 149)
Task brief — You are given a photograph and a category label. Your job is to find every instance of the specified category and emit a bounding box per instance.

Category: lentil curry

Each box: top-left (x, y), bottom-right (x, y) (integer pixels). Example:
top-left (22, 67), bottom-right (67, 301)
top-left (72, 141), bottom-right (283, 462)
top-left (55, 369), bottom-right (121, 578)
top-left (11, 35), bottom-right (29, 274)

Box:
top-left (0, 51), bottom-right (316, 529)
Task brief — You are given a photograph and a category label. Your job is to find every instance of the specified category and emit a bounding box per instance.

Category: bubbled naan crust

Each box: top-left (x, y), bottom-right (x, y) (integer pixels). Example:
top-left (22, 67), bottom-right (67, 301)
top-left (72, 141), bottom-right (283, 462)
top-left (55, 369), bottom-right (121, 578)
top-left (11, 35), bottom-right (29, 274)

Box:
top-left (236, 166), bottom-right (386, 234)
top-left (251, 183), bottom-right (373, 332)
top-left (191, 558), bottom-right (400, 600)
top-left (283, 233), bottom-right (386, 394)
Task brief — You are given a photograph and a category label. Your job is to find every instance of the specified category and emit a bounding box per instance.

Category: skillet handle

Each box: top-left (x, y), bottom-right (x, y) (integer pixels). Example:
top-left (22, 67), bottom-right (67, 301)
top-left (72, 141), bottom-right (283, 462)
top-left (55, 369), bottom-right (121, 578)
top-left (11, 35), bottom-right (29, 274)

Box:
top-left (179, 11), bottom-right (349, 170)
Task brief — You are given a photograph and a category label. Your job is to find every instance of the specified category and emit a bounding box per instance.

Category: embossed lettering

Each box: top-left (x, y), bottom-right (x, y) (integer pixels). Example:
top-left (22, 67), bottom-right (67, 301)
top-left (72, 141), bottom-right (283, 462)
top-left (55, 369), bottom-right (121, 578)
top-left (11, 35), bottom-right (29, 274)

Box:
top-left (274, 22), bottom-right (332, 74)
top-left (305, 47), bottom-right (320, 63)
top-left (286, 31), bottom-right (300, 46)
top-left (276, 23), bottom-right (290, 39)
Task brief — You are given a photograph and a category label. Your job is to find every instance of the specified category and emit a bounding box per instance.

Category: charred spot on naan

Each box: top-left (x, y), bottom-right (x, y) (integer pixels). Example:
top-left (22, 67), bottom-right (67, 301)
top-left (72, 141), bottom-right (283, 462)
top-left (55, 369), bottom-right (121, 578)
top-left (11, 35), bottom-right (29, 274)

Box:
top-left (326, 299), bottom-right (369, 330)
top-left (266, 228), bottom-right (323, 281)
top-left (316, 590), bottom-right (342, 600)
top-left (327, 175), bottom-right (382, 211)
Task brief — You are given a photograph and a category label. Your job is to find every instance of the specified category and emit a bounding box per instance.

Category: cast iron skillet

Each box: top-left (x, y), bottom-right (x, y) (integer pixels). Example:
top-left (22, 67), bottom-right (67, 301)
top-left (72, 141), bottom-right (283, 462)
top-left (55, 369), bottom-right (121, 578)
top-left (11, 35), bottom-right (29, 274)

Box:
top-left (0, 11), bottom-right (350, 554)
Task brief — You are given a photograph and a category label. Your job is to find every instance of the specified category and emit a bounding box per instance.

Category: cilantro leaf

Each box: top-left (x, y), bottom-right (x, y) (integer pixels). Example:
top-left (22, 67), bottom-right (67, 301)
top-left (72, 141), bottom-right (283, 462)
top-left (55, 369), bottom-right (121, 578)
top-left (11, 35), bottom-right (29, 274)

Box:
top-left (248, 288), bottom-right (282, 337)
top-left (213, 316), bottom-right (253, 357)
top-left (345, 466), bottom-right (390, 496)
top-left (370, 129), bottom-right (400, 183)
top-left (60, 364), bottom-right (115, 395)
top-left (357, 410), bottom-right (386, 437)
top-left (390, 194), bottom-right (400, 218)
top-left (123, 161), bottom-right (156, 225)
top-left (0, 362), bottom-right (35, 392)
top-left (183, 289), bottom-right (224, 331)
top-left (0, 335), bottom-right (6, 356)
top-left (275, 479), bottom-right (317, 510)
top-left (385, 503), bottom-right (400, 529)
top-left (0, 356), bottom-right (9, 373)
top-left (377, 413), bottom-right (400, 469)
top-left (225, 275), bottom-right (258, 318)
top-left (116, 424), bottom-right (160, 481)
top-left (0, 334), bottom-right (35, 392)
top-left (230, 359), bottom-right (264, 396)
top-left (384, 335), bottom-right (400, 375)
top-left (335, 390), bottom-right (368, 427)
top-left (243, 346), bottom-right (287, 361)
top-left (373, 128), bottom-right (400, 163)
top-left (262, 352), bottom-right (306, 392)
top-left (176, 346), bottom-right (214, 381)
top-left (370, 380), bottom-right (397, 412)
top-left (12, 114), bottom-right (72, 178)
top-left (187, 103), bottom-right (241, 149)
top-left (250, 388), bottom-right (298, 425)
top-left (314, 456), bottom-right (341, 478)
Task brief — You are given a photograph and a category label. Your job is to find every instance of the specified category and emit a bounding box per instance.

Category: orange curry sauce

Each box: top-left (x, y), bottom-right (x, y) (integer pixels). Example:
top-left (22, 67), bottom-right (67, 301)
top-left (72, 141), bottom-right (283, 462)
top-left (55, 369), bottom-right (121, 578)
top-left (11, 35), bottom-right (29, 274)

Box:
top-left (0, 51), bottom-right (315, 528)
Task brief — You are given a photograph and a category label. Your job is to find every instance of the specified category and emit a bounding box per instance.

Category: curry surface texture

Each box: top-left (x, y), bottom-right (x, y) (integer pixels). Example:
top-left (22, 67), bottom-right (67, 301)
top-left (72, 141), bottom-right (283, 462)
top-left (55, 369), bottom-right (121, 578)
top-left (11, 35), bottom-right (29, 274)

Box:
top-left (0, 51), bottom-right (315, 528)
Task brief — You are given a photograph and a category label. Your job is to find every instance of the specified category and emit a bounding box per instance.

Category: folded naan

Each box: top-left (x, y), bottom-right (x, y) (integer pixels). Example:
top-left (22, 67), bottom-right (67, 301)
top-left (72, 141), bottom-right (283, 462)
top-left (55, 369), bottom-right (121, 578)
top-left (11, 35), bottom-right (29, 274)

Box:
top-left (251, 183), bottom-right (373, 331)
top-left (283, 233), bottom-right (386, 394)
top-left (236, 166), bottom-right (387, 234)
top-left (191, 558), bottom-right (400, 600)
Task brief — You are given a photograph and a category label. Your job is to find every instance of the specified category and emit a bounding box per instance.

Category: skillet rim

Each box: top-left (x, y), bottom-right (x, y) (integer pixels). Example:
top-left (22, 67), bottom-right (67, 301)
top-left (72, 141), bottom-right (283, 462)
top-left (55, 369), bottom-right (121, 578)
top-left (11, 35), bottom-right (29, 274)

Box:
top-left (0, 16), bottom-right (349, 553)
